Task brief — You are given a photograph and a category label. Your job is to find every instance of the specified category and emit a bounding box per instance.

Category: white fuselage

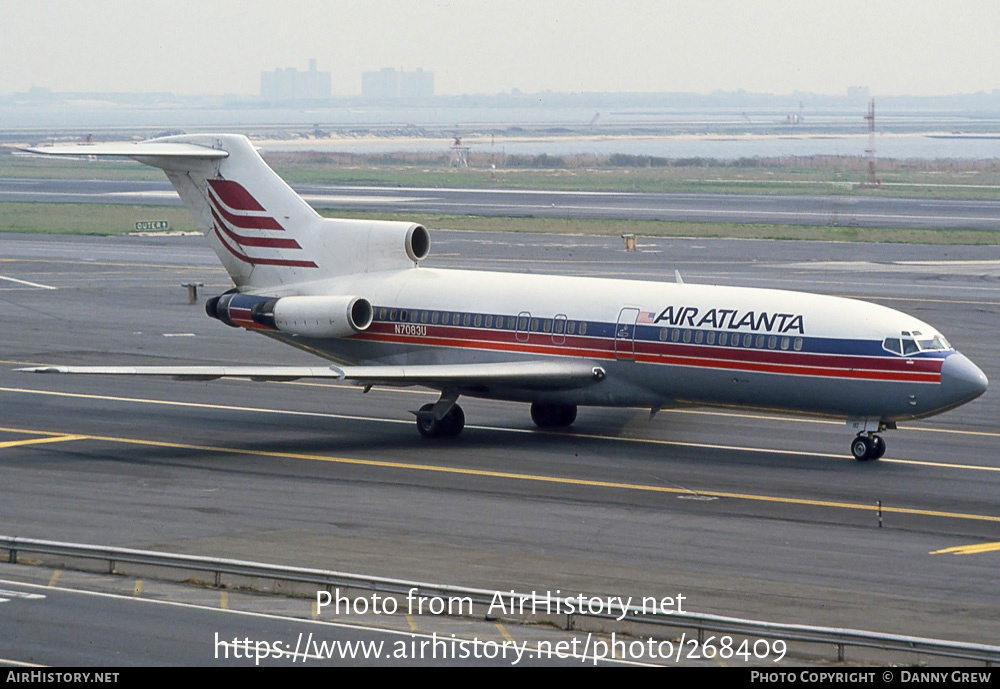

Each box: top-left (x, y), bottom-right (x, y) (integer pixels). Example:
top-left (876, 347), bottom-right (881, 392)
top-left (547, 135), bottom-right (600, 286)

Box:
top-left (256, 266), bottom-right (981, 423)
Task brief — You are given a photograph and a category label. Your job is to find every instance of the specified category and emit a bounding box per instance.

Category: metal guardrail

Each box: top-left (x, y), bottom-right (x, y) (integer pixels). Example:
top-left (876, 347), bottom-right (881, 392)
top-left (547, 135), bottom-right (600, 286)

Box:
top-left (2, 535), bottom-right (997, 665)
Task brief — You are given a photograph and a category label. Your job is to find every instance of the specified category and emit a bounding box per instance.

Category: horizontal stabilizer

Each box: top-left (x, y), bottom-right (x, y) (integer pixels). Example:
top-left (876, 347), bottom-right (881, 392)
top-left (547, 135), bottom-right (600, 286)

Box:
top-left (23, 142), bottom-right (229, 160)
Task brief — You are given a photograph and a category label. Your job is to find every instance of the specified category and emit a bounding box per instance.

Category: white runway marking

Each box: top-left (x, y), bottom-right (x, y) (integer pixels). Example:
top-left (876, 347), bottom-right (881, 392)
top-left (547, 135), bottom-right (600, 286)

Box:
top-left (0, 275), bottom-right (57, 290)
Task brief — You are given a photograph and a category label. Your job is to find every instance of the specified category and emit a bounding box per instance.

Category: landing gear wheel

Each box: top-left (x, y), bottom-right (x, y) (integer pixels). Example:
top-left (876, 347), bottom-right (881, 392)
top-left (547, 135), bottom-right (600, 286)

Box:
top-left (416, 403), bottom-right (440, 438)
top-left (870, 435), bottom-right (886, 460)
top-left (416, 403), bottom-right (465, 438)
top-left (530, 403), bottom-right (578, 428)
top-left (438, 404), bottom-right (465, 437)
top-left (851, 435), bottom-right (875, 462)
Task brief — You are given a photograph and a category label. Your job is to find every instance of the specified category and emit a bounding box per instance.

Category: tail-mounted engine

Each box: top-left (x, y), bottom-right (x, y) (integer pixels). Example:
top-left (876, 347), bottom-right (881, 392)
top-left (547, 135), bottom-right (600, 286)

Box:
top-left (206, 293), bottom-right (373, 338)
top-left (318, 219), bottom-right (431, 272)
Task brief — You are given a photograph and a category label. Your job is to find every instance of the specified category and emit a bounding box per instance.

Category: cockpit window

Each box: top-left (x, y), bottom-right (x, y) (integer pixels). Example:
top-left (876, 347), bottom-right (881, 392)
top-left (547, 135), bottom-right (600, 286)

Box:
top-left (882, 338), bottom-right (902, 355)
top-left (884, 332), bottom-right (952, 356)
top-left (918, 334), bottom-right (951, 351)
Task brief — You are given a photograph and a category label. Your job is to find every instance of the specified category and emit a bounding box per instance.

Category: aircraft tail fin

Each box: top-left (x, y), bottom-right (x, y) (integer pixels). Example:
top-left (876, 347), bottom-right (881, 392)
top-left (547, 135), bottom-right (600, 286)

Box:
top-left (26, 134), bottom-right (429, 291)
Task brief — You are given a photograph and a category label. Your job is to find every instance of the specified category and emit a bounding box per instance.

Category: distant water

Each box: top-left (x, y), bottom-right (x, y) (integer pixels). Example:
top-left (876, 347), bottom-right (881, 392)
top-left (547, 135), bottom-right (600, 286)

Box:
top-left (258, 133), bottom-right (1000, 160)
top-left (5, 103), bottom-right (1000, 160)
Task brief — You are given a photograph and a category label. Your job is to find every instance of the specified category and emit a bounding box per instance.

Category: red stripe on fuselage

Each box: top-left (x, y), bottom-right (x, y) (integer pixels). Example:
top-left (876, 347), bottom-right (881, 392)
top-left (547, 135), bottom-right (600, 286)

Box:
top-left (211, 208), bottom-right (302, 249)
top-left (212, 225), bottom-right (318, 268)
top-left (351, 323), bottom-right (943, 384)
top-left (207, 179), bottom-right (266, 212)
top-left (208, 188), bottom-right (285, 231)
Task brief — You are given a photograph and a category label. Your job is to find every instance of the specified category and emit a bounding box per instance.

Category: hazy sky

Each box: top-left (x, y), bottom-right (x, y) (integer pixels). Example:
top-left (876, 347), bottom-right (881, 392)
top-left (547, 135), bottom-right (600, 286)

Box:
top-left (3, 0), bottom-right (999, 97)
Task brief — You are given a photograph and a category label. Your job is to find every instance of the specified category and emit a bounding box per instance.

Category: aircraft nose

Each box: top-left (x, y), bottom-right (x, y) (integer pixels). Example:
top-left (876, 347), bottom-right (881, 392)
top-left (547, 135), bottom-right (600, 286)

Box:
top-left (940, 352), bottom-right (988, 405)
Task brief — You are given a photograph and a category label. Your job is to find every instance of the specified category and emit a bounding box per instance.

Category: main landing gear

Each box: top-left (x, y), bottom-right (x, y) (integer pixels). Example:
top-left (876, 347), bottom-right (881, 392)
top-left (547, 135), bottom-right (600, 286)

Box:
top-left (530, 402), bottom-right (578, 428)
top-left (416, 402), bottom-right (465, 438)
top-left (850, 433), bottom-right (886, 462)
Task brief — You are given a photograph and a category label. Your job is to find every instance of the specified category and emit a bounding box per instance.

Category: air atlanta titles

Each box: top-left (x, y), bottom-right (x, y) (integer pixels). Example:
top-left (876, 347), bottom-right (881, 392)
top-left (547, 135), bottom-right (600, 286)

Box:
top-left (488, 590), bottom-right (686, 621)
top-left (654, 306), bottom-right (805, 334)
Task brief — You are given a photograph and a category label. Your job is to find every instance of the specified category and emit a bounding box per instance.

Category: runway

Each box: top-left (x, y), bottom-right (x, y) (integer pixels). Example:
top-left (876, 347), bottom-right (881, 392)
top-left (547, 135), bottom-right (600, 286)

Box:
top-left (4, 176), bottom-right (1000, 229)
top-left (1, 231), bottom-right (999, 664)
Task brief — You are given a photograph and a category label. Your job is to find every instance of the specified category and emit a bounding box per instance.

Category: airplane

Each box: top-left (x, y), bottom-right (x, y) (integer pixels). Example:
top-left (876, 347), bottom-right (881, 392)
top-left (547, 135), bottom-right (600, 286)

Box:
top-left (20, 134), bottom-right (988, 461)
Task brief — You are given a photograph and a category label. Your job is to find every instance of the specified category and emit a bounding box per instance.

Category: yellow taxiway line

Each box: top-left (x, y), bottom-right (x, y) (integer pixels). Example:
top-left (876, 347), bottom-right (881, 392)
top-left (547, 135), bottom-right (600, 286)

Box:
top-left (930, 542), bottom-right (1000, 556)
top-left (3, 384), bottom-right (1000, 475)
top-left (1, 421), bottom-right (999, 526)
top-left (0, 434), bottom-right (87, 449)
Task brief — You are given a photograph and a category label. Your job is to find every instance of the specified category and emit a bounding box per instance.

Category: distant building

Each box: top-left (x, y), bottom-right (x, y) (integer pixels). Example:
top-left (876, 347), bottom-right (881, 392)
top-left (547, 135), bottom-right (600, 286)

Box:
top-left (362, 67), bottom-right (434, 99)
top-left (261, 59), bottom-right (331, 102)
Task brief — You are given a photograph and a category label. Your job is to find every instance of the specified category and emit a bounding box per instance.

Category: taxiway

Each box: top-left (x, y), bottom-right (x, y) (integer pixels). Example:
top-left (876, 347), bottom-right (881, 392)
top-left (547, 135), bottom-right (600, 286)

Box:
top-left (1, 231), bottom-right (998, 663)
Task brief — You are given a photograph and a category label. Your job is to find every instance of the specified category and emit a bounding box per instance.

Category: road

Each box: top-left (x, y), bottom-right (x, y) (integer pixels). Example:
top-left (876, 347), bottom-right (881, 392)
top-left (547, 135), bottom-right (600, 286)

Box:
top-left (3, 176), bottom-right (1000, 229)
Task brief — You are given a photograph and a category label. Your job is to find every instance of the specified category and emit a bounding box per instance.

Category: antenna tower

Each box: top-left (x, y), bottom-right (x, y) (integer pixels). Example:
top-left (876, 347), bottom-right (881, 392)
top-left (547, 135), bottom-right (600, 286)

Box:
top-left (864, 99), bottom-right (880, 186)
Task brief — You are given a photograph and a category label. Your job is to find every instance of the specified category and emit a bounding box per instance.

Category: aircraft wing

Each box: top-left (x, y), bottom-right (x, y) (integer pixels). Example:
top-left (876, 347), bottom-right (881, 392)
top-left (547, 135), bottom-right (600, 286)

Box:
top-left (17, 360), bottom-right (607, 389)
top-left (16, 365), bottom-right (339, 382)
top-left (330, 360), bottom-right (607, 391)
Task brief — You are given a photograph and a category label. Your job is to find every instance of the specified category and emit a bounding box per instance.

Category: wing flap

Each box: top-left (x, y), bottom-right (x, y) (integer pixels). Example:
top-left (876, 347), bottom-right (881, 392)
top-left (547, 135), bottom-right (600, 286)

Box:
top-left (331, 360), bottom-right (606, 390)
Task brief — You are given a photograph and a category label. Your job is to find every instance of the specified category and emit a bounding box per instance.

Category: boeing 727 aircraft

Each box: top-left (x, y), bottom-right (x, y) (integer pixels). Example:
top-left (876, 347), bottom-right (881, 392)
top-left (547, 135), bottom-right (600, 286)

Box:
top-left (21, 134), bottom-right (988, 461)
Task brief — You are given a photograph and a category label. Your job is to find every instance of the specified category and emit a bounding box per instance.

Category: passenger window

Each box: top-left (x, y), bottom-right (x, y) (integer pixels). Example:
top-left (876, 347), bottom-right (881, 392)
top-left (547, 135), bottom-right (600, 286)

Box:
top-left (542, 319), bottom-right (551, 333)
top-left (579, 322), bottom-right (588, 336)
top-left (719, 332), bottom-right (728, 346)
top-left (485, 315), bottom-right (493, 328)
top-left (567, 321), bottom-right (576, 335)
top-left (683, 330), bottom-right (691, 343)
top-left (768, 335), bottom-right (777, 349)
top-left (421, 311), bottom-right (429, 323)
top-left (743, 333), bottom-right (752, 347)
top-left (707, 331), bottom-right (716, 345)
top-left (671, 329), bottom-right (680, 342)
top-left (755, 334), bottom-right (764, 349)
top-left (694, 330), bottom-right (704, 344)
top-left (431, 311), bottom-right (439, 324)
top-left (390, 309), bottom-right (397, 321)
top-left (442, 312), bottom-right (450, 325)
top-left (474, 314), bottom-right (482, 327)
top-left (780, 336), bottom-right (789, 350)
top-left (793, 338), bottom-right (803, 351)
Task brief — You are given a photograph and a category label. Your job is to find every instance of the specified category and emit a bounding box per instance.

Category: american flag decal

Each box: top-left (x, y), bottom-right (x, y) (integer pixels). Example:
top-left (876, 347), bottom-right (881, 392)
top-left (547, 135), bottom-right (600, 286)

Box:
top-left (206, 179), bottom-right (318, 268)
top-left (637, 311), bottom-right (657, 324)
